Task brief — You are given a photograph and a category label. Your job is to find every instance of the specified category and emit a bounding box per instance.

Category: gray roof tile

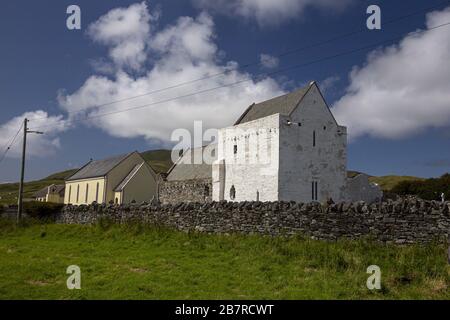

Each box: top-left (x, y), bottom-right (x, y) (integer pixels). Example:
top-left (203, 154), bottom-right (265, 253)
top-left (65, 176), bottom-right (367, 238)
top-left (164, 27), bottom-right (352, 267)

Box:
top-left (34, 184), bottom-right (65, 198)
top-left (166, 146), bottom-right (217, 181)
top-left (66, 153), bottom-right (133, 181)
top-left (235, 84), bottom-right (311, 125)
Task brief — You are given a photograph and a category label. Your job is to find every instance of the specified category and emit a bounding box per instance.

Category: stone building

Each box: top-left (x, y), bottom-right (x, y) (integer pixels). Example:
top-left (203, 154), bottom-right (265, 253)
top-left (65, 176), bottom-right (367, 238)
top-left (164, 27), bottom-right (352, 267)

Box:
top-left (64, 151), bottom-right (158, 205)
top-left (159, 146), bottom-right (215, 204)
top-left (213, 81), bottom-right (347, 203)
top-left (347, 173), bottom-right (383, 203)
top-left (160, 81), bottom-right (382, 204)
top-left (34, 184), bottom-right (65, 204)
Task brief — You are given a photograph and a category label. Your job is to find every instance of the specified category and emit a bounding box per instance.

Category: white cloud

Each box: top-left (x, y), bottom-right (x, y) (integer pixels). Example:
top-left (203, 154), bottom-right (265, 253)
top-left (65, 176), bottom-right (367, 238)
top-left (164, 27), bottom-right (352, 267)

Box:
top-left (333, 6), bottom-right (450, 140)
top-left (260, 53), bottom-right (279, 69)
top-left (59, 4), bottom-right (284, 145)
top-left (319, 75), bottom-right (340, 93)
top-left (87, 2), bottom-right (156, 71)
top-left (0, 111), bottom-right (68, 159)
top-left (193, 0), bottom-right (353, 26)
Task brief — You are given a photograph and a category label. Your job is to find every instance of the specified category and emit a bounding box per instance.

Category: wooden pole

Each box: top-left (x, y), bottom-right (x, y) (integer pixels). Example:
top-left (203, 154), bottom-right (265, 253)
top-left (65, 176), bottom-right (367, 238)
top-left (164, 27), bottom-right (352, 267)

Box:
top-left (17, 118), bottom-right (28, 223)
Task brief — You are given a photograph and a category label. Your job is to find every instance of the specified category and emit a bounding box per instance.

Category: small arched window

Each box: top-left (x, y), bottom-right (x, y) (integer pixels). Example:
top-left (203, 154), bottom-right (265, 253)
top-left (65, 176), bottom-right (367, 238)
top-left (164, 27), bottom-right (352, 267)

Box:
top-left (76, 185), bottom-right (80, 203)
top-left (68, 185), bottom-right (72, 203)
top-left (204, 185), bottom-right (210, 197)
top-left (115, 197), bottom-right (119, 204)
top-left (230, 185), bottom-right (236, 200)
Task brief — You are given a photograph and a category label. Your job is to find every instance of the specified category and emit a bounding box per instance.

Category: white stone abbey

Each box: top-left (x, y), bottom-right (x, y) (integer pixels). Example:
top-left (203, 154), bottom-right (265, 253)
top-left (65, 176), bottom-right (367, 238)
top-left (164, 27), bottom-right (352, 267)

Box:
top-left (212, 81), bottom-right (348, 203)
top-left (162, 81), bottom-right (382, 204)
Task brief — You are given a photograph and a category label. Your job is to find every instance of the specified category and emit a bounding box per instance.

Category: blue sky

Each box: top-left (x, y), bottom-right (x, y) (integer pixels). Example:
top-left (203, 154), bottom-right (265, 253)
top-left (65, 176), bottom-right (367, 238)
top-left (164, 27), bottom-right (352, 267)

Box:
top-left (0, 0), bottom-right (449, 182)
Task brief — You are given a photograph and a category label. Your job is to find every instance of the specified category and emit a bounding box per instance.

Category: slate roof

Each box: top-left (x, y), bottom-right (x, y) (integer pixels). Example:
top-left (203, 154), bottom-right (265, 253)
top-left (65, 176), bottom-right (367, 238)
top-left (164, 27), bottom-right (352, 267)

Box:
top-left (166, 145), bottom-right (217, 181)
top-left (114, 162), bottom-right (145, 192)
top-left (34, 184), bottom-right (65, 198)
top-left (34, 187), bottom-right (49, 198)
top-left (234, 83), bottom-right (311, 125)
top-left (66, 152), bottom-right (134, 181)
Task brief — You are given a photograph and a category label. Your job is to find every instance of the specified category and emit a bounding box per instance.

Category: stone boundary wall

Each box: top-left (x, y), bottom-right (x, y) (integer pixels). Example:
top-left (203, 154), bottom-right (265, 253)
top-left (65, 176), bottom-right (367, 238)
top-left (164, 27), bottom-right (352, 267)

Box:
top-left (58, 199), bottom-right (450, 244)
top-left (159, 179), bottom-right (212, 204)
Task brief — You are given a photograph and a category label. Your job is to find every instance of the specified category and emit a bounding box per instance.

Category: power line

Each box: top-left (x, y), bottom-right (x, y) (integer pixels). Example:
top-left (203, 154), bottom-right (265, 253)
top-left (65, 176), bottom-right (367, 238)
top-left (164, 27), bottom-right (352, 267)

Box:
top-left (29, 0), bottom-right (450, 124)
top-left (27, 20), bottom-right (450, 132)
top-left (0, 123), bottom-right (24, 165)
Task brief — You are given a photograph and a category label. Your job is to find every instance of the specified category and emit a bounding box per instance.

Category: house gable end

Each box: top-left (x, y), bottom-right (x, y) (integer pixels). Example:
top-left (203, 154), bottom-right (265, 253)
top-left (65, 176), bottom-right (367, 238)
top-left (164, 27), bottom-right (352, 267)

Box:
top-left (288, 82), bottom-right (339, 128)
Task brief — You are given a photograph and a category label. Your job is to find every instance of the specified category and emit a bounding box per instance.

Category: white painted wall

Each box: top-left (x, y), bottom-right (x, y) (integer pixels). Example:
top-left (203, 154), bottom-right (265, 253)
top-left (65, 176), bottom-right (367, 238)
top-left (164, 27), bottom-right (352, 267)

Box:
top-left (278, 84), bottom-right (347, 203)
top-left (214, 114), bottom-right (280, 202)
top-left (213, 83), bottom-right (348, 203)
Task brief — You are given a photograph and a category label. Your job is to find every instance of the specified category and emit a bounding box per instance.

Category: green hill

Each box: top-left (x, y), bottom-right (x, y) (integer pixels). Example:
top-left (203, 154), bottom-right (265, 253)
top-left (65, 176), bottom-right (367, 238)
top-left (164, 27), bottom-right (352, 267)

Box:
top-left (347, 171), bottom-right (425, 192)
top-left (368, 175), bottom-right (425, 191)
top-left (140, 149), bottom-right (173, 174)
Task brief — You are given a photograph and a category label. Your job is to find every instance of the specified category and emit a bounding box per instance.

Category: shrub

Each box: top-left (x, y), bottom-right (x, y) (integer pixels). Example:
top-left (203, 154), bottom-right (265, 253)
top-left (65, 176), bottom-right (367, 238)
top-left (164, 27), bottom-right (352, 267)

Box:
top-left (391, 173), bottom-right (450, 200)
top-left (23, 201), bottom-right (64, 219)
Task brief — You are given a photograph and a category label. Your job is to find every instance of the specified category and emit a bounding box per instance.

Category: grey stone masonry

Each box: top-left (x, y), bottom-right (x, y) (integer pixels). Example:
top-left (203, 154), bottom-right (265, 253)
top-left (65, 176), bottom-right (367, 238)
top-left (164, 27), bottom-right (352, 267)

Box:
top-left (159, 179), bottom-right (212, 204)
top-left (58, 198), bottom-right (450, 244)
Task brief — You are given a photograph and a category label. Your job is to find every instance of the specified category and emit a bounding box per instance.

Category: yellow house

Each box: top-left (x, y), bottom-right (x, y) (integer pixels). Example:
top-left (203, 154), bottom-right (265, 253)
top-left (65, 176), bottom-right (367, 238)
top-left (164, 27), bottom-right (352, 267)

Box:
top-left (64, 151), bottom-right (158, 205)
top-left (34, 184), bottom-right (65, 203)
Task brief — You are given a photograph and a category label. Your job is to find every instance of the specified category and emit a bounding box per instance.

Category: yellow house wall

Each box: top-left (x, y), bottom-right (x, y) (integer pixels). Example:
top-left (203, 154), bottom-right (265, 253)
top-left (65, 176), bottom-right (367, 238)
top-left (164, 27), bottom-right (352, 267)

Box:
top-left (64, 178), bottom-right (106, 205)
top-left (46, 193), bottom-right (64, 204)
top-left (121, 163), bottom-right (157, 204)
top-left (104, 152), bottom-right (146, 204)
top-left (114, 191), bottom-right (122, 204)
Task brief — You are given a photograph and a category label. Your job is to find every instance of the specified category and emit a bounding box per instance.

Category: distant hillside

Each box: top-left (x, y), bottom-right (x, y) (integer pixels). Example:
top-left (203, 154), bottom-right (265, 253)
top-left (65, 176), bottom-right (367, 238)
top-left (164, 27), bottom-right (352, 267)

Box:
top-left (368, 175), bottom-right (425, 191)
top-left (391, 173), bottom-right (449, 200)
top-left (140, 149), bottom-right (173, 174)
top-left (43, 169), bottom-right (79, 181)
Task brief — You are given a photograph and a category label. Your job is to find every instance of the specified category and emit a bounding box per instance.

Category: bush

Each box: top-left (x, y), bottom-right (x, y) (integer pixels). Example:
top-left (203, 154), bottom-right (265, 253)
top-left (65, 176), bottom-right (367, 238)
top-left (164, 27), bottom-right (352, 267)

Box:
top-left (391, 173), bottom-right (450, 200)
top-left (23, 201), bottom-right (64, 219)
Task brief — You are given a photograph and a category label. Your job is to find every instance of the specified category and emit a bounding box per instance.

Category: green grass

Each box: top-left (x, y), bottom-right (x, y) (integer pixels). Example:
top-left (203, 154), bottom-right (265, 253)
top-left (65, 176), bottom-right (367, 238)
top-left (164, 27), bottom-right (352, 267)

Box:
top-left (0, 219), bottom-right (448, 300)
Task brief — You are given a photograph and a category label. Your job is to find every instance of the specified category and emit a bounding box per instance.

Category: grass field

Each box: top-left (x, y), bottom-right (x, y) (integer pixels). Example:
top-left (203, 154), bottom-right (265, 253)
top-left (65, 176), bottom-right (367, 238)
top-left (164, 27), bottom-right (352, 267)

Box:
top-left (0, 219), bottom-right (448, 300)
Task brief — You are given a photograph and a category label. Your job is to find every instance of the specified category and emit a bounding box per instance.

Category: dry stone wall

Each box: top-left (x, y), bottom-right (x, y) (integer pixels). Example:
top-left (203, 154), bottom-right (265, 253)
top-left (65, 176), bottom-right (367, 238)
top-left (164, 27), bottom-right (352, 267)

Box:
top-left (159, 179), bottom-right (212, 204)
top-left (58, 198), bottom-right (450, 244)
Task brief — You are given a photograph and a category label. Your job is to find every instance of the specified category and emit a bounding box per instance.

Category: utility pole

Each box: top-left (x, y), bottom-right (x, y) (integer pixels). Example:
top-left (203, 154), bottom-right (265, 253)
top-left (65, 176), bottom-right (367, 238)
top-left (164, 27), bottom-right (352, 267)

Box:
top-left (17, 118), bottom-right (44, 223)
top-left (17, 118), bottom-right (28, 223)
